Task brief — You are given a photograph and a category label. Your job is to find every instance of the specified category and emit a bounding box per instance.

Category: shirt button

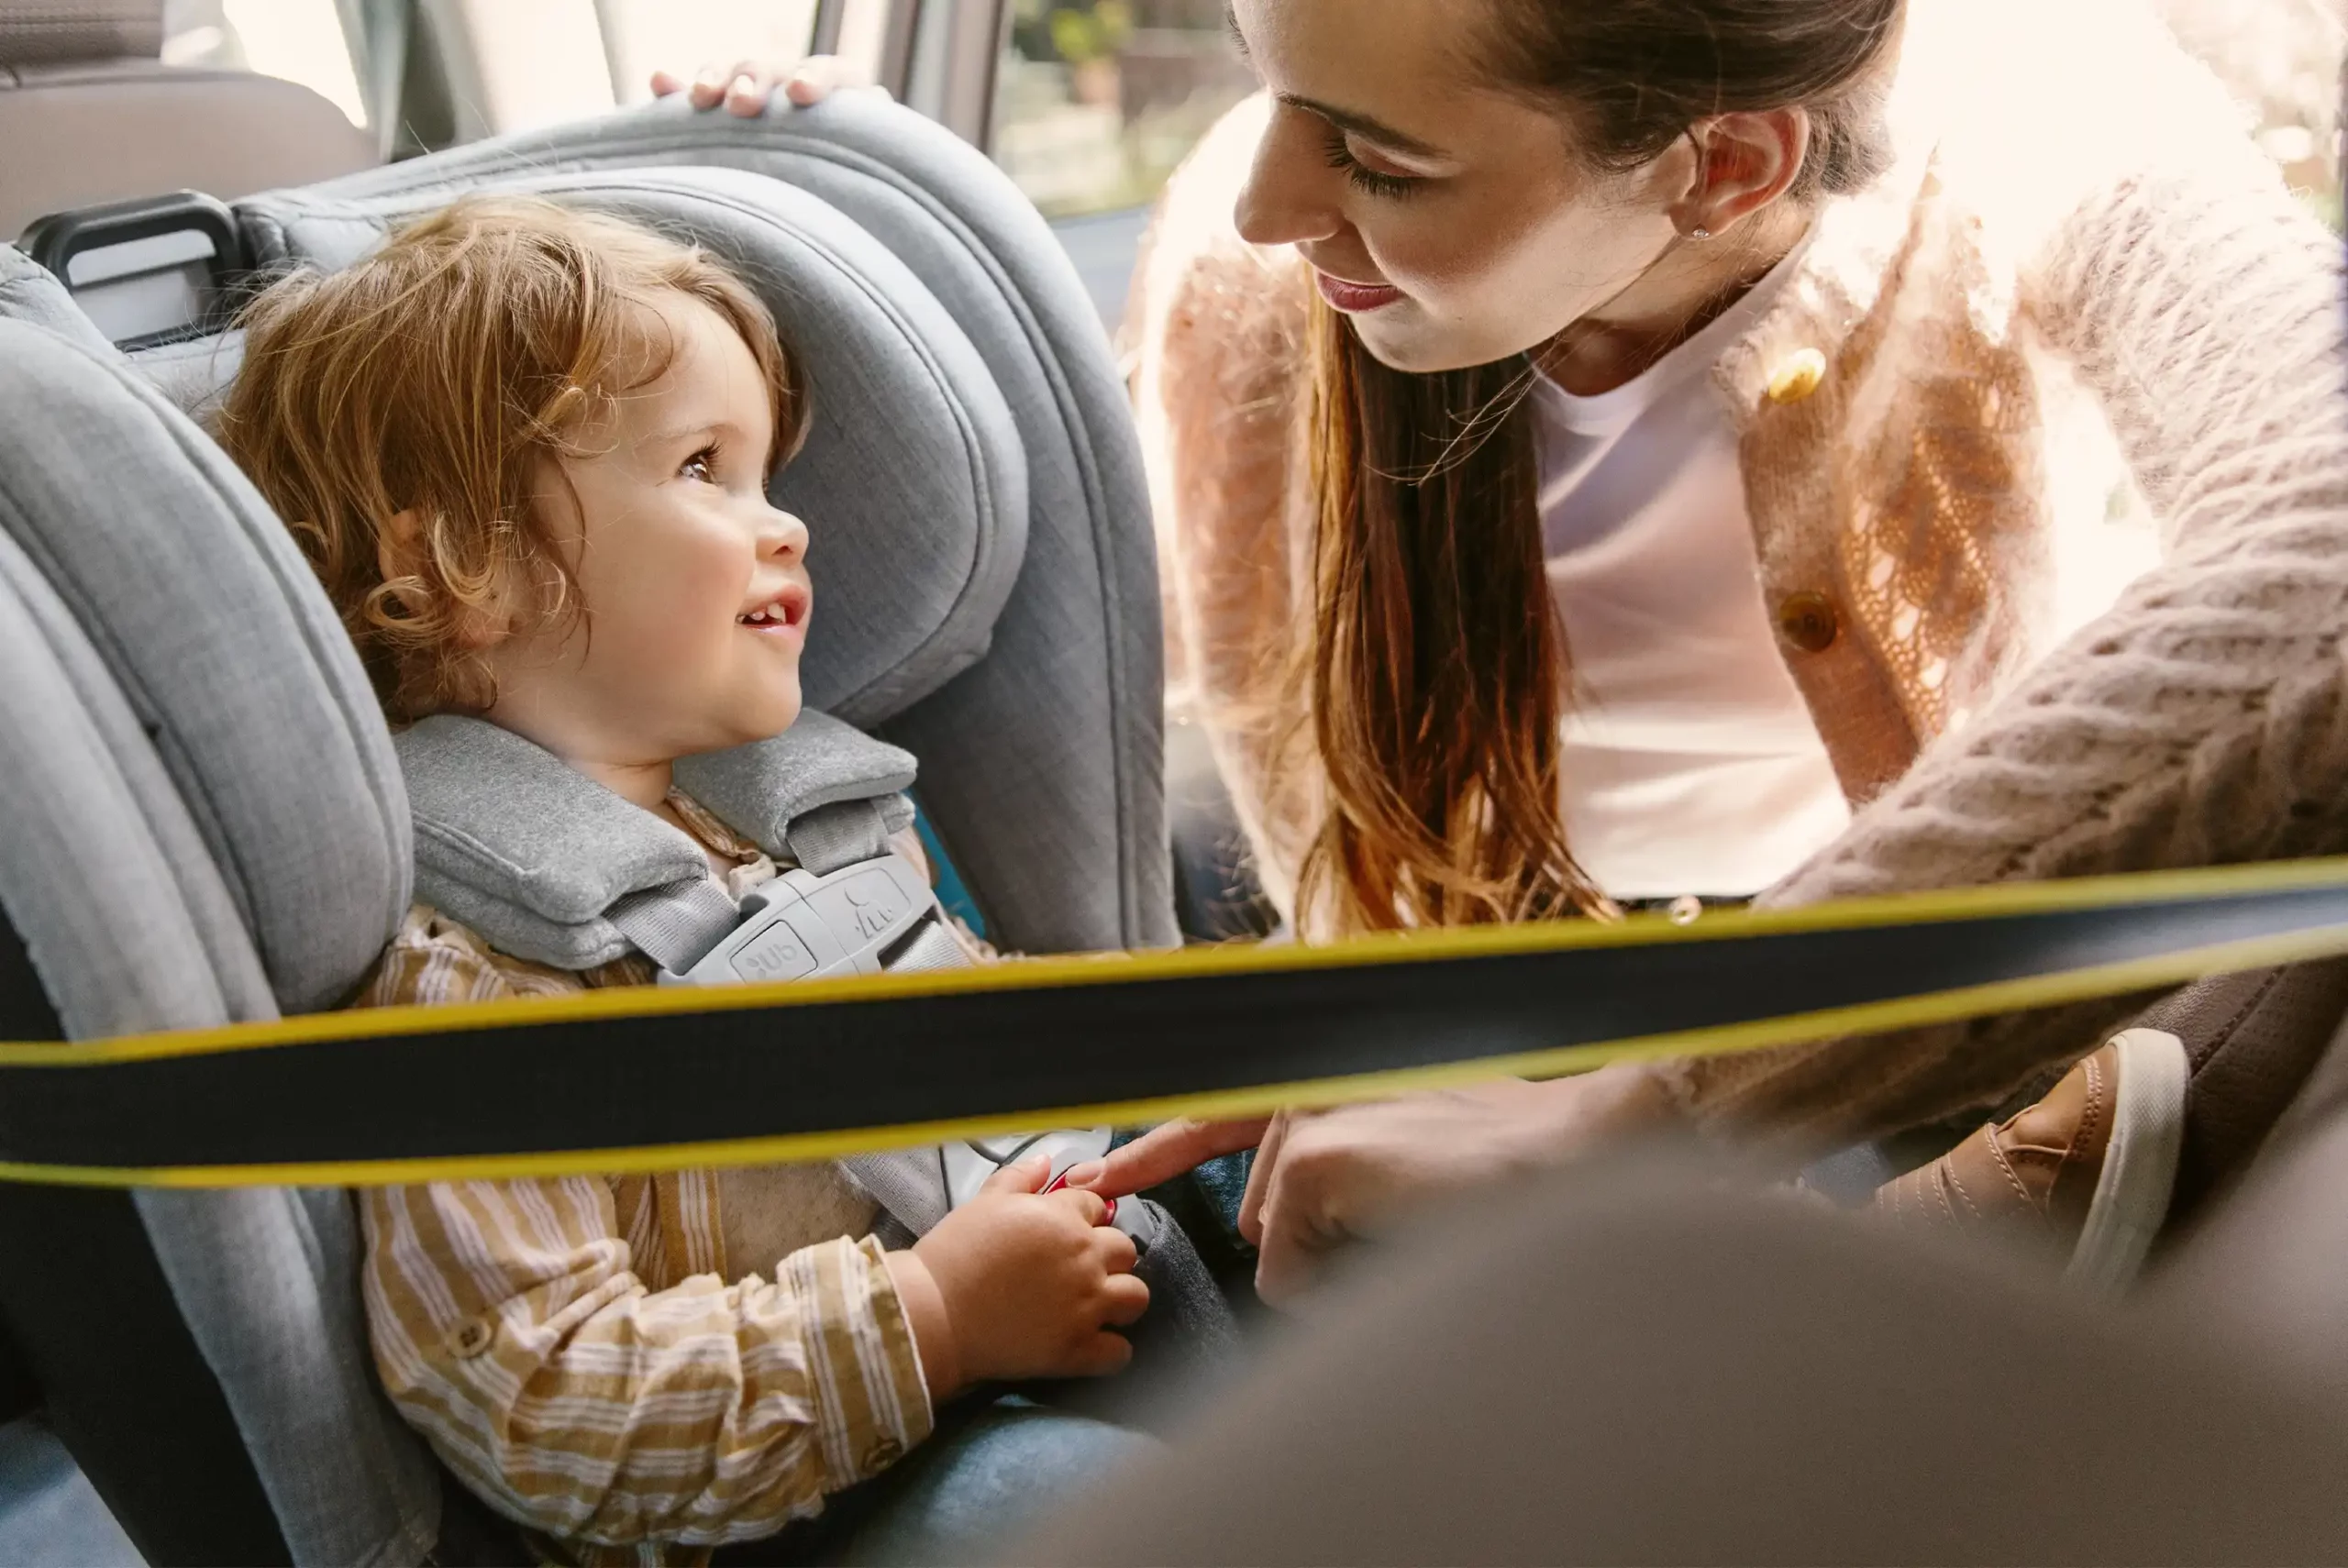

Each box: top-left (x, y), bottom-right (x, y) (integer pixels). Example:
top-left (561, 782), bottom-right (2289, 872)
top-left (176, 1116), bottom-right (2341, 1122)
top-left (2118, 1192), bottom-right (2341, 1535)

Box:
top-left (1767, 348), bottom-right (1828, 404)
top-left (448, 1318), bottom-right (496, 1360)
top-left (1776, 592), bottom-right (1841, 654)
top-left (863, 1438), bottom-right (904, 1471)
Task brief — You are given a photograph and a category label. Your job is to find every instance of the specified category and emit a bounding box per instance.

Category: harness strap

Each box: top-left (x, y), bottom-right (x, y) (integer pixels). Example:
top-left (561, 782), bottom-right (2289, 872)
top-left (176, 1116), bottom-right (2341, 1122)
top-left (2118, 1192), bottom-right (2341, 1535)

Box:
top-left (787, 799), bottom-right (895, 877)
top-left (887, 920), bottom-right (968, 975)
top-left (608, 879), bottom-right (745, 975)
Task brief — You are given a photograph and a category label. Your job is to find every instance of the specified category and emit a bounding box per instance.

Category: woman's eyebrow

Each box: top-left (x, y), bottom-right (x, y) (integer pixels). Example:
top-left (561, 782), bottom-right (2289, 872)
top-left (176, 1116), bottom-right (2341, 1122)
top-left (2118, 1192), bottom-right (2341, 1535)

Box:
top-left (1282, 94), bottom-right (1447, 160)
top-left (1221, 3), bottom-right (1443, 160)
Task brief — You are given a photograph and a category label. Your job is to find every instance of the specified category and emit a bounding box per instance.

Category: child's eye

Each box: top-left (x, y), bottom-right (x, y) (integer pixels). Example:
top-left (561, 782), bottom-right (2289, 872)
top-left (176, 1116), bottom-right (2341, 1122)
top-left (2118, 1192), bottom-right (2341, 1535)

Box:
top-left (680, 446), bottom-right (719, 483)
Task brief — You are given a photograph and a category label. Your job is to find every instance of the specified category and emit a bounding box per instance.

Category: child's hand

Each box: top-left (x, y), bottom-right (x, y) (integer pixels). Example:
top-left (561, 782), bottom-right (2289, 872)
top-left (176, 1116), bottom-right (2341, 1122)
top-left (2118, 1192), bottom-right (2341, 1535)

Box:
top-left (883, 1155), bottom-right (1147, 1399)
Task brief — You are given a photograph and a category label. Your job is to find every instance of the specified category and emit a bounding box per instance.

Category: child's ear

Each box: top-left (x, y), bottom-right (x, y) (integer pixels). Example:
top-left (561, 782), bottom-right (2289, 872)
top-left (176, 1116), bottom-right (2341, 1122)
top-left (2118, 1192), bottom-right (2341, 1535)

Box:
top-left (376, 508), bottom-right (426, 589)
top-left (379, 508), bottom-right (515, 650)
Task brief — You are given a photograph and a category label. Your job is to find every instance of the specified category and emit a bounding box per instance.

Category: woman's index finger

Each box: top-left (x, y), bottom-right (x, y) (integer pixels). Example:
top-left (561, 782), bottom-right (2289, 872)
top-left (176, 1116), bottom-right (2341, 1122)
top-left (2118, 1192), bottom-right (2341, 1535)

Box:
top-left (1067, 1117), bottom-right (1274, 1198)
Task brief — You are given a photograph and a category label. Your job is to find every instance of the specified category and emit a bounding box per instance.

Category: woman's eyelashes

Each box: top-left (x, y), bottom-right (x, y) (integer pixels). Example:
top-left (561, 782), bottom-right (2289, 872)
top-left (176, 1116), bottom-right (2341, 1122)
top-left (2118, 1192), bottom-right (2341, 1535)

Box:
top-left (679, 443), bottom-right (720, 483)
top-left (1322, 127), bottom-right (1424, 200)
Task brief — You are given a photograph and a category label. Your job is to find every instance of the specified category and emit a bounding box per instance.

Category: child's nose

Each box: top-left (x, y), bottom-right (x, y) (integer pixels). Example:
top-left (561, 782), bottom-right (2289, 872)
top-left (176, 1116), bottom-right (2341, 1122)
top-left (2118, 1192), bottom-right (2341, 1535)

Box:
top-left (760, 506), bottom-right (809, 560)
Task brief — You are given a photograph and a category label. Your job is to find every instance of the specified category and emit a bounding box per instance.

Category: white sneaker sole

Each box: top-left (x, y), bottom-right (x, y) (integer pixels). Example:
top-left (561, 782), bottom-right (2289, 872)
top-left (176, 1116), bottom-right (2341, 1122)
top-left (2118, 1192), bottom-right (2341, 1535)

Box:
top-left (2065, 1028), bottom-right (2190, 1296)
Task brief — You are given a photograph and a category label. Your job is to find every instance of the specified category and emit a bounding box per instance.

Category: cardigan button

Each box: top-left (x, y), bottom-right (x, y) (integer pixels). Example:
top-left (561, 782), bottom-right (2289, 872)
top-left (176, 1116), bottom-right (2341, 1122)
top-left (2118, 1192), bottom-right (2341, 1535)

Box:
top-left (1767, 348), bottom-right (1828, 404)
top-left (1776, 591), bottom-right (1841, 654)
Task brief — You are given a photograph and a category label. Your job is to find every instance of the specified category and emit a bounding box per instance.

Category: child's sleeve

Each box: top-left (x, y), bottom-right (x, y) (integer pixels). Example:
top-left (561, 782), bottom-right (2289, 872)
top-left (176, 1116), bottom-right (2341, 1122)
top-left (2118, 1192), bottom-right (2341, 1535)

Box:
top-left (351, 911), bottom-right (934, 1549)
top-left (360, 1186), bottom-right (933, 1549)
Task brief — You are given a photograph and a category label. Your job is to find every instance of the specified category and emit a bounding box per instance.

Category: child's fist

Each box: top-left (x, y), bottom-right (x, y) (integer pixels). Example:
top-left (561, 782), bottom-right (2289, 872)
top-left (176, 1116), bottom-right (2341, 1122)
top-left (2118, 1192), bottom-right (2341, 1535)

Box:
top-left (889, 1155), bottom-right (1148, 1398)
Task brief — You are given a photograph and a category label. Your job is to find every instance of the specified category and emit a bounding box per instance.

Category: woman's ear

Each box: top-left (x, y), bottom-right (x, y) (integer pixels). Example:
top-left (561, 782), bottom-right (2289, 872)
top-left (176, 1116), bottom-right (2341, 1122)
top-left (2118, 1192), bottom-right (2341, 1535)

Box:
top-left (1673, 109), bottom-right (1811, 237)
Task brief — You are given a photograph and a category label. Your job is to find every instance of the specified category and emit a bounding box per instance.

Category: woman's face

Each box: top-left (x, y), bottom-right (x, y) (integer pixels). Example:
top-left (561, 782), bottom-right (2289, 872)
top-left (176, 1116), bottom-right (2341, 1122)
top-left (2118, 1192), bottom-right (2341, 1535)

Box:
top-left (1229, 0), bottom-right (1695, 373)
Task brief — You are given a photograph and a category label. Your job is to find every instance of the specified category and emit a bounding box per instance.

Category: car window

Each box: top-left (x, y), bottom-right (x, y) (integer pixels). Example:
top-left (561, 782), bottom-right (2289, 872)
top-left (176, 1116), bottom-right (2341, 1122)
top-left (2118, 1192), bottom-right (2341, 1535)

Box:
top-left (161, 0), bottom-right (367, 128)
top-left (991, 0), bottom-right (1254, 221)
top-left (2155, 0), bottom-right (2343, 228)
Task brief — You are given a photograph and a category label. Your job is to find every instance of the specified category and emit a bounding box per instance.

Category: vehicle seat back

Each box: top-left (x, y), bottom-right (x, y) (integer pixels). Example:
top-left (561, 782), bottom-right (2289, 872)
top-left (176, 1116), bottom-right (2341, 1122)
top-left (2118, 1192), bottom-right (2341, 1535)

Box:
top-left (0, 0), bottom-right (374, 242)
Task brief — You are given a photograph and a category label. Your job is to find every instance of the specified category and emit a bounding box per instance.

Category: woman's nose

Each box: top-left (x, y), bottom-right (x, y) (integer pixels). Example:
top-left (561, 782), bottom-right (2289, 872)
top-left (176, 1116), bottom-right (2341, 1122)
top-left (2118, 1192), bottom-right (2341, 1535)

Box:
top-left (1235, 112), bottom-right (1346, 248)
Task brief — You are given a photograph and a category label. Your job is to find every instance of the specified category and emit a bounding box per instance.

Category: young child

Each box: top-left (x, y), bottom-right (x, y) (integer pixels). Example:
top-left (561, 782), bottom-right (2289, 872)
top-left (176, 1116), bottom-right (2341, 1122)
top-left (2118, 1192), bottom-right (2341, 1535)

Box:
top-left (217, 196), bottom-right (1150, 1564)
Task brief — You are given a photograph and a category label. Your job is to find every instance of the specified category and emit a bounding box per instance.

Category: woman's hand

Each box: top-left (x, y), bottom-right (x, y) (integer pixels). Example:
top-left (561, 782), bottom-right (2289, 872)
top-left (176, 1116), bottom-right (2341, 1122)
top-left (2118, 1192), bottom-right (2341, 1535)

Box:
top-left (884, 1155), bottom-right (1148, 1400)
top-left (1069, 1063), bottom-right (1681, 1306)
top-left (648, 54), bottom-right (882, 117)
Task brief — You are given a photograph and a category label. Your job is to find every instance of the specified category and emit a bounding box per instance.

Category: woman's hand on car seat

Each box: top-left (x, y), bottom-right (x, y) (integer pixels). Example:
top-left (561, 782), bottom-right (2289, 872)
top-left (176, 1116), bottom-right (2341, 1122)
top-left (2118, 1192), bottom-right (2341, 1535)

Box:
top-left (649, 54), bottom-right (884, 116)
top-left (883, 1155), bottom-right (1148, 1399)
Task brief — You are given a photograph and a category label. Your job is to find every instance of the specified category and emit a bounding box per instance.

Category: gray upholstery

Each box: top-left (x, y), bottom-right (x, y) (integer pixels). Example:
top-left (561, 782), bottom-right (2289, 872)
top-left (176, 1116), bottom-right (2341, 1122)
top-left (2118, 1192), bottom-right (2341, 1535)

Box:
top-left (0, 282), bottom-right (437, 1564)
top-left (0, 255), bottom-right (407, 1013)
top-left (0, 0), bottom-right (371, 240)
top-left (395, 710), bottom-right (920, 971)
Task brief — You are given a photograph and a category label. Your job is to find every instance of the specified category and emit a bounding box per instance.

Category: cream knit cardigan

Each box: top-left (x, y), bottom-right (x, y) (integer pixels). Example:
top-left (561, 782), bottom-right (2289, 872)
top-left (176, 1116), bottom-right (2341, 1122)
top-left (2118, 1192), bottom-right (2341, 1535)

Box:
top-left (1131, 0), bottom-right (2348, 1146)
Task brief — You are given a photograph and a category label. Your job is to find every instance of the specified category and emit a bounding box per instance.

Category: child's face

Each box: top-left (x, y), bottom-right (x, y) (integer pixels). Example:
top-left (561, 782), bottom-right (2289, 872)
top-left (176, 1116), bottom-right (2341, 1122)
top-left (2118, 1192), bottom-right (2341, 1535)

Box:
top-left (481, 293), bottom-right (811, 767)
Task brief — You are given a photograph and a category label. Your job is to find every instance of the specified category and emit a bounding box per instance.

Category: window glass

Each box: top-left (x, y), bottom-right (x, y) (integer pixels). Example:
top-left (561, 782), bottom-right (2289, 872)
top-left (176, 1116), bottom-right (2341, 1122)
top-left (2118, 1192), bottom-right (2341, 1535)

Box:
top-left (161, 0), bottom-right (368, 128)
top-left (2154, 0), bottom-right (2344, 227)
top-left (991, 0), bottom-right (1256, 219)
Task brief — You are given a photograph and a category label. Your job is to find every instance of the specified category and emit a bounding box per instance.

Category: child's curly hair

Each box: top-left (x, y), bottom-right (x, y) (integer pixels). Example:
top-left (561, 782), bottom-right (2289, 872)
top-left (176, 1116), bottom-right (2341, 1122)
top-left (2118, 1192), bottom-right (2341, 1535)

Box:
top-left (217, 194), bottom-right (808, 723)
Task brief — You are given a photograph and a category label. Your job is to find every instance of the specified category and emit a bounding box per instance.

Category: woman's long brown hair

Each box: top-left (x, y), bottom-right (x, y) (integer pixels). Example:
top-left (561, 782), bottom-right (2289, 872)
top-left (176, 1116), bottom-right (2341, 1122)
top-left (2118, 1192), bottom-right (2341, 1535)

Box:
top-left (1286, 0), bottom-right (1906, 936)
top-left (1294, 298), bottom-right (1597, 933)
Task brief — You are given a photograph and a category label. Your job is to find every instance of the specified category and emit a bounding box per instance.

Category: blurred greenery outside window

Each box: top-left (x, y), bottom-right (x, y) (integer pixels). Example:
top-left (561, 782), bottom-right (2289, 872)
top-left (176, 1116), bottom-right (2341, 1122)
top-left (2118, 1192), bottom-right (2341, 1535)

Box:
top-left (991, 0), bottom-right (1254, 218)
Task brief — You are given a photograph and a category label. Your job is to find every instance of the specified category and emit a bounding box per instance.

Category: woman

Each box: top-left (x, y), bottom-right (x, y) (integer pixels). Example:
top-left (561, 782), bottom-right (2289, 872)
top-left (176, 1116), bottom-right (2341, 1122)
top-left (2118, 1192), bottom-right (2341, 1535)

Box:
top-left (670, 0), bottom-right (2348, 1299)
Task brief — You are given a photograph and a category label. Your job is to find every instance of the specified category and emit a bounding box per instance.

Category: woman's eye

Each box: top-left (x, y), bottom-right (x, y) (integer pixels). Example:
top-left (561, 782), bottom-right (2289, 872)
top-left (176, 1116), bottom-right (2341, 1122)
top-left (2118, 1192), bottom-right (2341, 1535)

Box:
top-left (680, 447), bottom-right (718, 483)
top-left (1322, 128), bottom-right (1423, 201)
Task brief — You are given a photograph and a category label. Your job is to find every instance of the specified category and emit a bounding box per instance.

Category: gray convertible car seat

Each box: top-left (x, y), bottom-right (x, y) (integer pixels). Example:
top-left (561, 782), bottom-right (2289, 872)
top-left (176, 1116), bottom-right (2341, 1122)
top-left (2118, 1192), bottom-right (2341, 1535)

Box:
top-left (0, 93), bottom-right (1170, 1565)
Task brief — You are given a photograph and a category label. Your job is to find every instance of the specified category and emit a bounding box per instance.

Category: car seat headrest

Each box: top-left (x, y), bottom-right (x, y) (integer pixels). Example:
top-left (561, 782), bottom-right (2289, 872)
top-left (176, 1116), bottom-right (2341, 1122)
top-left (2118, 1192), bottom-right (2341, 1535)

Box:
top-left (185, 166), bottom-right (1032, 731)
top-left (0, 248), bottom-right (409, 1015)
top-left (0, 0), bottom-right (162, 70)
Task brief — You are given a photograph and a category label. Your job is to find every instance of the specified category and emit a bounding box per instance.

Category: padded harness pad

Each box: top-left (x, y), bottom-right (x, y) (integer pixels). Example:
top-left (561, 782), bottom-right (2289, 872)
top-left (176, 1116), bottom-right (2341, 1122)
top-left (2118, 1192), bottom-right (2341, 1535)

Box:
top-left (397, 711), bottom-right (918, 971)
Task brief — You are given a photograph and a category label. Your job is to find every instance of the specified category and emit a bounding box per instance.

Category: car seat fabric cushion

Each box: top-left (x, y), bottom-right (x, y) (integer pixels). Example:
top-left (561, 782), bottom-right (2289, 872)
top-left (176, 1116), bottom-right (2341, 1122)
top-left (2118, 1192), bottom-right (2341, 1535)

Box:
top-left (0, 305), bottom-right (438, 1565)
top-left (0, 253), bottom-right (408, 1016)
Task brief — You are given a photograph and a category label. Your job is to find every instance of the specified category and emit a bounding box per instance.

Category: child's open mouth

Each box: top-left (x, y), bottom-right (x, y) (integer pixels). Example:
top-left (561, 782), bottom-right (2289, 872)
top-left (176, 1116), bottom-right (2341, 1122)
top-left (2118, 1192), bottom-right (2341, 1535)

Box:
top-left (737, 582), bottom-right (812, 639)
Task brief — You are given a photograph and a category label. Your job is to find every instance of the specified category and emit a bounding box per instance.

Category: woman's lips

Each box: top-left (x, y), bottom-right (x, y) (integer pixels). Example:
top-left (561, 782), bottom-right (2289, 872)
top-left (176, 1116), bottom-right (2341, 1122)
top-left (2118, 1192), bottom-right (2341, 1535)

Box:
top-left (1315, 271), bottom-right (1404, 313)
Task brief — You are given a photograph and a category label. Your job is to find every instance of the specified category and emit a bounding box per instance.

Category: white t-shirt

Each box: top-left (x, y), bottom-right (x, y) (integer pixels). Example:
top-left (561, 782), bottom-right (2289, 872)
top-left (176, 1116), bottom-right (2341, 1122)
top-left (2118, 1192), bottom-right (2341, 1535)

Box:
top-left (1536, 240), bottom-right (1852, 902)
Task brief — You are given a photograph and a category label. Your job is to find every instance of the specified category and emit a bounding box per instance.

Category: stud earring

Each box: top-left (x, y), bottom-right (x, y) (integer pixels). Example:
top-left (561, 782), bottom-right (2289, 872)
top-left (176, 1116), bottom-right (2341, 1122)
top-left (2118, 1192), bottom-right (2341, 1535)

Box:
top-left (1689, 226), bottom-right (1714, 241)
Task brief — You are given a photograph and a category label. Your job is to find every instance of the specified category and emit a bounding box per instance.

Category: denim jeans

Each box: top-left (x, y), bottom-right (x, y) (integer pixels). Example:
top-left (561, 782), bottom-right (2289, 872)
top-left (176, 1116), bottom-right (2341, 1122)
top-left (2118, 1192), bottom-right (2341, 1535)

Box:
top-left (715, 1397), bottom-right (1157, 1566)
